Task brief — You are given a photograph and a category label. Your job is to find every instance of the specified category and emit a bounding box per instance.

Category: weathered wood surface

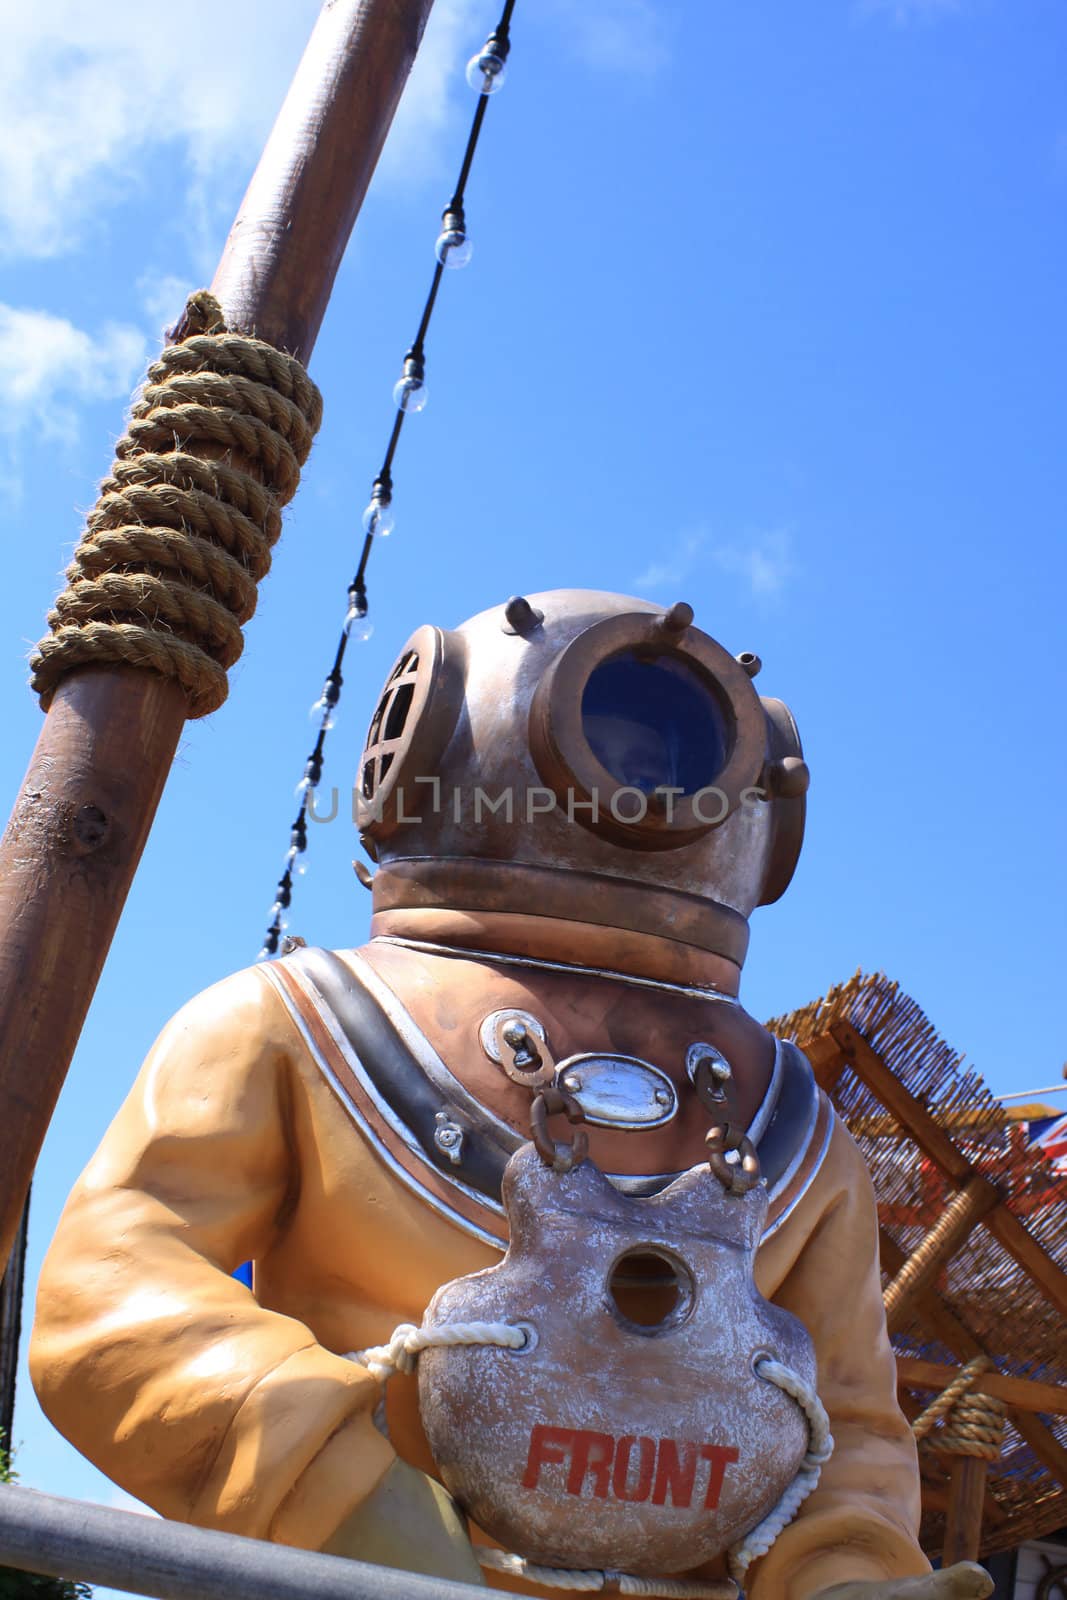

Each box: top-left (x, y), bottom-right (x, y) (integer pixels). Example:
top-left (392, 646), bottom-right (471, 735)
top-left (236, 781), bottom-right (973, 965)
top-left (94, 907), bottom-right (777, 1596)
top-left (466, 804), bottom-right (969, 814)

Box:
top-left (0, 0), bottom-right (437, 1271)
top-left (881, 1228), bottom-right (1067, 1491)
top-left (882, 1177), bottom-right (999, 1332)
top-left (897, 1357), bottom-right (1067, 1418)
top-left (212, 0), bottom-right (436, 361)
top-left (941, 1455), bottom-right (989, 1567)
top-left (832, 1020), bottom-right (1067, 1323)
top-left (0, 1192), bottom-right (29, 1451)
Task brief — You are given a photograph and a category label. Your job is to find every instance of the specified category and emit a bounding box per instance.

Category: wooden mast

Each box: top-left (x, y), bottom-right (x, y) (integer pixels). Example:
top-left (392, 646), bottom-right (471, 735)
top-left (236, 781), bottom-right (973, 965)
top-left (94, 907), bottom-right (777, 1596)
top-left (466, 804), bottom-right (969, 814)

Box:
top-left (0, 0), bottom-right (437, 1271)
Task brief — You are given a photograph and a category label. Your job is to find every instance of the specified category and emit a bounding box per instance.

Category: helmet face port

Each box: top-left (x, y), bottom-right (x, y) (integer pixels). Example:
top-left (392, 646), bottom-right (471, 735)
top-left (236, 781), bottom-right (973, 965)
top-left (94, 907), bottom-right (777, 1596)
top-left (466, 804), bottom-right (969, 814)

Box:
top-left (581, 651), bottom-right (728, 798)
top-left (530, 608), bottom-right (768, 851)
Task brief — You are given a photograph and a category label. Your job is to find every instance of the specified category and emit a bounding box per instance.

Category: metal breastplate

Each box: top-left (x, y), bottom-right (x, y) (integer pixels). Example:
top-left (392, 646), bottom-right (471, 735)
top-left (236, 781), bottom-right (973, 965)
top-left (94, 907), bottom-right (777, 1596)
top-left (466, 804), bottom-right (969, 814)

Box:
top-left (260, 946), bottom-right (833, 1250)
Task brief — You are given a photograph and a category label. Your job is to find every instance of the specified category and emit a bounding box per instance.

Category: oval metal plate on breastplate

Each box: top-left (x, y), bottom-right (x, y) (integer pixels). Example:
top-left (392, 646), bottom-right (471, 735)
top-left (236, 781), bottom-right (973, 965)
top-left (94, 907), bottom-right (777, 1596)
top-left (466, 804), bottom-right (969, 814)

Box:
top-left (554, 1053), bottom-right (678, 1130)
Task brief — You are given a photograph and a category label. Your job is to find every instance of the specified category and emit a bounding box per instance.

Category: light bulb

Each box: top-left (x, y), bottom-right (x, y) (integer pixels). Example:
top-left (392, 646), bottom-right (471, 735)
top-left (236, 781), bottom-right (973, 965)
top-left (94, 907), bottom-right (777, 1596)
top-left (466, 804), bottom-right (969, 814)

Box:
top-left (361, 496), bottom-right (395, 537)
top-left (436, 208), bottom-right (473, 269)
top-left (393, 360), bottom-right (427, 414)
top-left (309, 696), bottom-right (336, 730)
top-left (345, 606), bottom-right (374, 642)
top-left (466, 47), bottom-right (507, 94)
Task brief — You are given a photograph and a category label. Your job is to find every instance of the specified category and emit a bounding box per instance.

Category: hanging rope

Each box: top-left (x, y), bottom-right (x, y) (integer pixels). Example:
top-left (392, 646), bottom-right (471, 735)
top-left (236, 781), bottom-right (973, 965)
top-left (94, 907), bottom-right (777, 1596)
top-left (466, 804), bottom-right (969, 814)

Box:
top-left (725, 1356), bottom-right (834, 1585)
top-left (259, 0), bottom-right (518, 959)
top-left (31, 290), bottom-right (322, 719)
top-left (476, 1549), bottom-right (737, 1599)
top-left (345, 1318), bottom-right (529, 1380)
top-left (911, 1355), bottom-right (1006, 1462)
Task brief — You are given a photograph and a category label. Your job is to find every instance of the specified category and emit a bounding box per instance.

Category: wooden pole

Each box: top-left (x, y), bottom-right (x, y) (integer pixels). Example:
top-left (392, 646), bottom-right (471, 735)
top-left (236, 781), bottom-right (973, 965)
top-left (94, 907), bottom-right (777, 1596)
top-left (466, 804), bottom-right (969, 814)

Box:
top-left (942, 1456), bottom-right (989, 1566)
top-left (0, 0), bottom-right (437, 1270)
top-left (882, 1177), bottom-right (999, 1332)
top-left (0, 1192), bottom-right (30, 1453)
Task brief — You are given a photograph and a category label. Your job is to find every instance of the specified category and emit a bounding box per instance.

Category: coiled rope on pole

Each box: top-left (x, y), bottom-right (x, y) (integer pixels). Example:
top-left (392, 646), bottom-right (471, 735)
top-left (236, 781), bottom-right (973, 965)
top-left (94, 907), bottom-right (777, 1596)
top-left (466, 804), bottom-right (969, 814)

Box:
top-left (911, 1354), bottom-right (1006, 1462)
top-left (30, 290), bottom-right (323, 719)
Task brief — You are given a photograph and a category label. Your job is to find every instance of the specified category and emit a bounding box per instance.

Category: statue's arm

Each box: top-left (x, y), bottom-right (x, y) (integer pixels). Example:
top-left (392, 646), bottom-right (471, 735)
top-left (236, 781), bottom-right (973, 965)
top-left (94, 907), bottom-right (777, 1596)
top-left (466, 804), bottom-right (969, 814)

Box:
top-left (746, 1116), bottom-right (931, 1600)
top-left (29, 967), bottom-right (393, 1550)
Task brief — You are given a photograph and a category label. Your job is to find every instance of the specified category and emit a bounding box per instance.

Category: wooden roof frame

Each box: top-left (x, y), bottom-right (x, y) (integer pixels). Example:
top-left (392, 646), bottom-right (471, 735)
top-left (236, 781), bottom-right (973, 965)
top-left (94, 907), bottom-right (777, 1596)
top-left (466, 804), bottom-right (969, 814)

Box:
top-left (769, 973), bottom-right (1067, 1561)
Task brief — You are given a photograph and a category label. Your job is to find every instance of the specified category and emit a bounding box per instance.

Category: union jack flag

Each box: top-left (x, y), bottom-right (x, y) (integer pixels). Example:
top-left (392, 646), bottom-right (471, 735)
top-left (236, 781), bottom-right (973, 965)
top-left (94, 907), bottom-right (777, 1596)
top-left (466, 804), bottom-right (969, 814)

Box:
top-left (1028, 1112), bottom-right (1067, 1175)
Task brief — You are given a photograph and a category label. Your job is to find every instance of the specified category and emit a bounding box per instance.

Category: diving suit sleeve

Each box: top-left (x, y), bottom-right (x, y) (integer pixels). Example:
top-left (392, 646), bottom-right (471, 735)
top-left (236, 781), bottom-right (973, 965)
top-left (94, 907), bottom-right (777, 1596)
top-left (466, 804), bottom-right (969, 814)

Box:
top-left (29, 966), bottom-right (394, 1549)
top-left (745, 1115), bottom-right (930, 1600)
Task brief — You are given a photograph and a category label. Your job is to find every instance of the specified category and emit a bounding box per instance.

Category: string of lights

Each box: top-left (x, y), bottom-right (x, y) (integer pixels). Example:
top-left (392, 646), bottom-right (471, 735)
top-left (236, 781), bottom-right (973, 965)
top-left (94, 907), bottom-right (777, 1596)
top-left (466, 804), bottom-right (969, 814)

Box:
top-left (258, 2), bottom-right (517, 960)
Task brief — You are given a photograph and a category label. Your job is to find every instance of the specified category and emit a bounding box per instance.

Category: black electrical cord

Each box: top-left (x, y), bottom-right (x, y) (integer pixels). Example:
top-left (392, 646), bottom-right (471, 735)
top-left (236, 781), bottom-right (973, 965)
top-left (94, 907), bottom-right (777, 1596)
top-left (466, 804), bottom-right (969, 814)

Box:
top-left (259, 3), bottom-right (517, 959)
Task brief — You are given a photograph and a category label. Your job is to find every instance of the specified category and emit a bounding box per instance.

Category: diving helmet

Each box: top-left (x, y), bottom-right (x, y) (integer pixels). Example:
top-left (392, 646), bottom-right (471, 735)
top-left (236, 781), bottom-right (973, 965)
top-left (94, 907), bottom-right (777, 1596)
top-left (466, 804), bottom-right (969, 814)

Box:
top-left (356, 590), bottom-right (808, 973)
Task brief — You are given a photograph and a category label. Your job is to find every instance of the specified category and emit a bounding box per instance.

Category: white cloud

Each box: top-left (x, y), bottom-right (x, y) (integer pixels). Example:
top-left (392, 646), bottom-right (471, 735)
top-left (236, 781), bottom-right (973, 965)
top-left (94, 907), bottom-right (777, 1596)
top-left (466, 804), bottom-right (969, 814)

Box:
top-left (856, 0), bottom-right (964, 22)
top-left (0, 304), bottom-right (146, 443)
top-left (712, 528), bottom-right (796, 601)
top-left (136, 274), bottom-right (198, 341)
top-left (0, 0), bottom-right (670, 263)
top-left (633, 532), bottom-right (706, 591)
top-left (377, 0), bottom-right (484, 186)
top-left (0, 0), bottom-right (328, 260)
top-left (0, 0), bottom-right (525, 266)
top-left (635, 526), bottom-right (797, 602)
top-left (537, 0), bottom-right (669, 75)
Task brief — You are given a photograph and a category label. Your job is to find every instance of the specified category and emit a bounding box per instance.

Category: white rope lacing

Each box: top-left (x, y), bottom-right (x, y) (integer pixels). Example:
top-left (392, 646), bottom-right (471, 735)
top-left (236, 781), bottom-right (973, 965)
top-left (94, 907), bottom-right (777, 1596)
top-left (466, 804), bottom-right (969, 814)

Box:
top-left (725, 1356), bottom-right (834, 1586)
top-left (345, 1319), bottom-right (529, 1381)
top-left (477, 1548), bottom-right (737, 1598)
top-left (348, 1325), bottom-right (831, 1597)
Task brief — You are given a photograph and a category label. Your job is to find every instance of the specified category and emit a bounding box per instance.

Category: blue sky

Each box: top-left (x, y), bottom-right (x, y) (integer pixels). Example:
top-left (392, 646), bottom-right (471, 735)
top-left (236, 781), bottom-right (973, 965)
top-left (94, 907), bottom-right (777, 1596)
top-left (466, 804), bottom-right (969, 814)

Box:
top-left (1, 0), bottom-right (1065, 1573)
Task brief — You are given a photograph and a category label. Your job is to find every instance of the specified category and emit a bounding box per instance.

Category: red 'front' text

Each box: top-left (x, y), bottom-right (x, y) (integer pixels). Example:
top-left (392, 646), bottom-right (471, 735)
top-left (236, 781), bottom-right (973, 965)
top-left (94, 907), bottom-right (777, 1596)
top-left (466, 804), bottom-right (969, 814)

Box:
top-left (520, 1424), bottom-right (739, 1510)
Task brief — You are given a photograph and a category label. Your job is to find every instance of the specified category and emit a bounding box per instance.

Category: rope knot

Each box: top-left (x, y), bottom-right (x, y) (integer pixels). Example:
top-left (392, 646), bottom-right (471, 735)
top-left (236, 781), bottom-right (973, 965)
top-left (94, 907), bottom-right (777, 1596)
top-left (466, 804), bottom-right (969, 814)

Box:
top-left (30, 290), bottom-right (323, 719)
top-left (911, 1354), bottom-right (1006, 1463)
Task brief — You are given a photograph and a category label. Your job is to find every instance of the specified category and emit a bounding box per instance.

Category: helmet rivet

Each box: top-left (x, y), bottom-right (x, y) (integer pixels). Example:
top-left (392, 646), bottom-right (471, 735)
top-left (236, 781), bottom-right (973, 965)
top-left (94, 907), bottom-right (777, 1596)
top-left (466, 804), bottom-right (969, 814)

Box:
top-left (763, 756), bottom-right (810, 799)
top-left (503, 595), bottom-right (544, 635)
top-left (659, 601), bottom-right (694, 635)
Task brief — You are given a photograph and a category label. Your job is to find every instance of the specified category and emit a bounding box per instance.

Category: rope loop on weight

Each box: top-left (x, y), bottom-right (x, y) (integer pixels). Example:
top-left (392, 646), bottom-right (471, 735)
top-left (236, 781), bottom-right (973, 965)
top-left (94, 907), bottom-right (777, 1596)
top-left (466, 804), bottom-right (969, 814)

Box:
top-left (30, 290), bottom-right (323, 719)
top-left (725, 1356), bottom-right (833, 1584)
top-left (345, 1318), bottom-right (530, 1382)
top-left (351, 1318), bottom-right (823, 1598)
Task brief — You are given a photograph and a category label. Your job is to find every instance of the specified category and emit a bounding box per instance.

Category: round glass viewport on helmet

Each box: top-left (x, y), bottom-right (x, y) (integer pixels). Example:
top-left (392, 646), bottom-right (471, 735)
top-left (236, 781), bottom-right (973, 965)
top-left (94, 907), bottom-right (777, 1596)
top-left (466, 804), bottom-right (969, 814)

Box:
top-left (529, 607), bottom-right (768, 851)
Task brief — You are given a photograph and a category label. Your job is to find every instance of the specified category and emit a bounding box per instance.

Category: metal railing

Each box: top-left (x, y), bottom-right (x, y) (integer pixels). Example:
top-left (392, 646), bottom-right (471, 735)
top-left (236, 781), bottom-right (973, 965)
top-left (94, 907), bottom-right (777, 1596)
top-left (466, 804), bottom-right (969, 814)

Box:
top-left (0, 1485), bottom-right (488, 1600)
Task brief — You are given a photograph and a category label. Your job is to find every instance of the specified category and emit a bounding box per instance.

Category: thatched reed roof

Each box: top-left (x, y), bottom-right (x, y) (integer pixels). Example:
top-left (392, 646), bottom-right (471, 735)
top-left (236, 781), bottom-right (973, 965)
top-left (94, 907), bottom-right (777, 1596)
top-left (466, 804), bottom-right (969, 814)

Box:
top-left (768, 972), bottom-right (1067, 1559)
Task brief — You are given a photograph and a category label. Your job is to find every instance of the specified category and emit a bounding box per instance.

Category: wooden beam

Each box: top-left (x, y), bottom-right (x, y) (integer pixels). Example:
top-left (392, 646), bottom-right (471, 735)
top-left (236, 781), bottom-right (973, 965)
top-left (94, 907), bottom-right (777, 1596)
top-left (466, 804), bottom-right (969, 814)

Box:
top-left (883, 1178), bottom-right (999, 1331)
top-left (0, 0), bottom-right (437, 1271)
top-left (942, 1456), bottom-right (989, 1566)
top-left (210, 0), bottom-right (436, 363)
top-left (983, 1205), bottom-right (1067, 1324)
top-left (897, 1358), bottom-right (1067, 1417)
top-left (880, 1230), bottom-right (1067, 1490)
top-left (801, 1032), bottom-right (848, 1092)
top-left (1008, 1408), bottom-right (1067, 1489)
top-left (833, 1020), bottom-right (1067, 1321)
top-left (829, 1022), bottom-right (970, 1180)
top-left (0, 1192), bottom-right (29, 1451)
top-left (916, 1480), bottom-right (1007, 1529)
